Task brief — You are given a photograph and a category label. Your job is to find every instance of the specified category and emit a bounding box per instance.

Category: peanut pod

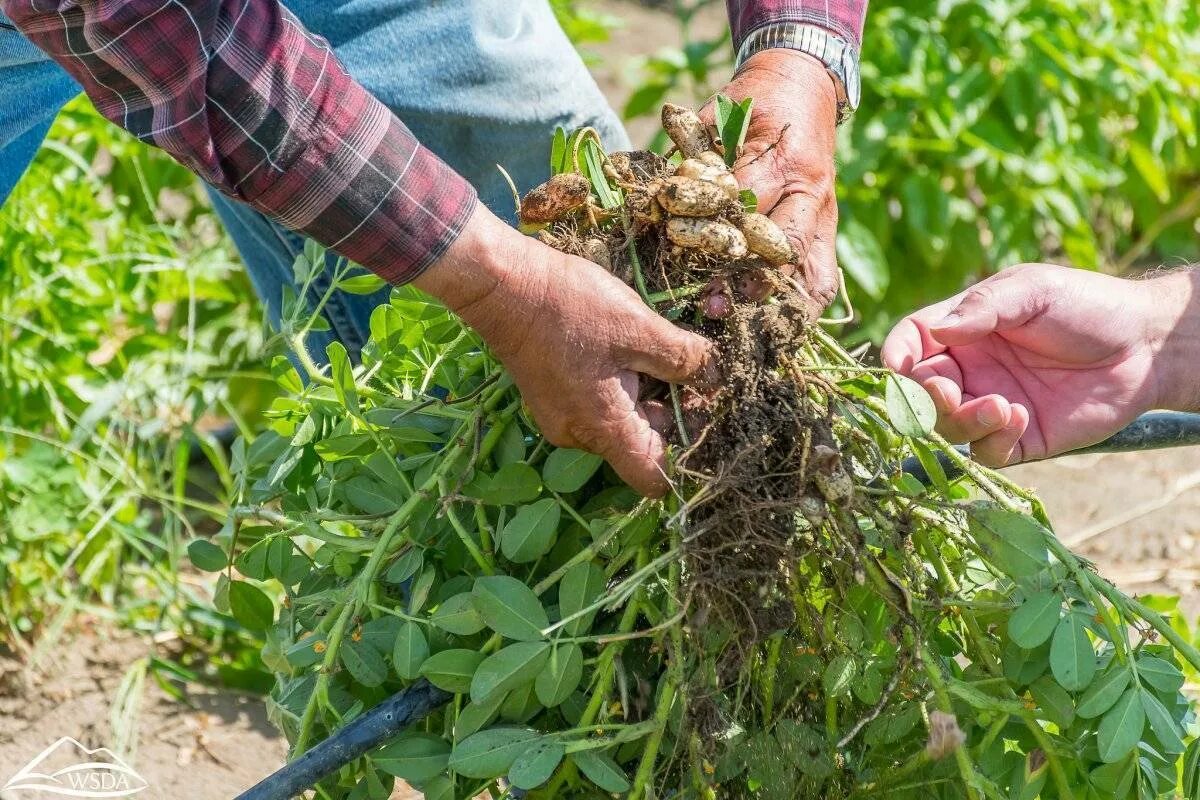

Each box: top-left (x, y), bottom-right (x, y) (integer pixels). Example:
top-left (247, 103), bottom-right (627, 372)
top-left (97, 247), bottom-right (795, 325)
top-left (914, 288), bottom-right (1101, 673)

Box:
top-left (674, 160), bottom-right (740, 203)
top-left (662, 103), bottom-right (713, 159)
top-left (520, 173), bottom-right (591, 225)
top-left (657, 176), bottom-right (730, 218)
top-left (667, 217), bottom-right (749, 259)
top-left (737, 212), bottom-right (794, 266)
top-left (626, 184), bottom-right (665, 225)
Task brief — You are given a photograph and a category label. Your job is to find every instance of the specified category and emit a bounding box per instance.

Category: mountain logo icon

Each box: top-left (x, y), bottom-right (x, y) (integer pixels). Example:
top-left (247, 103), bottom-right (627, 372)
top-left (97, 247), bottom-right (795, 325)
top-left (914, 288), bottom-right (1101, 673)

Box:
top-left (3, 737), bottom-right (149, 798)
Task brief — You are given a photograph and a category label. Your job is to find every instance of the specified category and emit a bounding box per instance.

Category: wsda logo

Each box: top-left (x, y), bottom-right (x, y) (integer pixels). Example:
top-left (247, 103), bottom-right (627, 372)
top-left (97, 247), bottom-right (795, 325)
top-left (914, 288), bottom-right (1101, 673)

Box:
top-left (3, 737), bottom-right (149, 798)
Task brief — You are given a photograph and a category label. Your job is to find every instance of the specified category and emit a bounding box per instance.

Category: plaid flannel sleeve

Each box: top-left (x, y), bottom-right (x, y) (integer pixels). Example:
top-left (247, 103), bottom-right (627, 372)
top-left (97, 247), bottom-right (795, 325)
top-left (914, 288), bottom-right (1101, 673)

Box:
top-left (726, 0), bottom-right (868, 49)
top-left (2, 0), bottom-right (478, 285)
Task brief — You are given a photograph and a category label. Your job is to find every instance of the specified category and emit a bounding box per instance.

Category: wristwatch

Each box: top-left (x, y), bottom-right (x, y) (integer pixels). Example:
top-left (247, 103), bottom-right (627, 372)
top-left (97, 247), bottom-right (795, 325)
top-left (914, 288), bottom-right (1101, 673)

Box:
top-left (735, 23), bottom-right (862, 125)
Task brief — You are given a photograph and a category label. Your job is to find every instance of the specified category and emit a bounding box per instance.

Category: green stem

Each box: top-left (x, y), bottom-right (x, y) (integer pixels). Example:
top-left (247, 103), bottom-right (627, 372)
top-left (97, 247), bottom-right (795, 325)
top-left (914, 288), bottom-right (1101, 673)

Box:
top-left (919, 645), bottom-right (983, 800)
top-left (628, 680), bottom-right (678, 800)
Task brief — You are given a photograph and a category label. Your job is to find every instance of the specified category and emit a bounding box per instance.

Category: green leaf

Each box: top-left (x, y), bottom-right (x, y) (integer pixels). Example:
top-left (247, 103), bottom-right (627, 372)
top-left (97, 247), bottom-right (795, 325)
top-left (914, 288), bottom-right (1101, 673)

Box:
top-left (1049, 614), bottom-right (1096, 692)
top-left (966, 503), bottom-right (1051, 580)
top-left (472, 576), bottom-right (549, 642)
top-left (500, 499), bottom-right (561, 564)
top-left (393, 622), bottom-right (427, 680)
top-left (1140, 687), bottom-right (1185, 755)
top-left (714, 93), bottom-right (753, 168)
top-left (344, 477), bottom-right (401, 515)
top-left (581, 139), bottom-right (620, 210)
top-left (572, 749), bottom-right (630, 793)
top-left (327, 341), bottom-right (360, 416)
top-left (1029, 675), bottom-right (1075, 729)
top-left (1181, 738), bottom-right (1200, 799)
top-left (470, 642), bottom-right (551, 704)
top-left (386, 549), bottom-right (424, 584)
top-left (1096, 686), bottom-right (1145, 763)
top-left (455, 693), bottom-right (505, 741)
top-left (341, 639), bottom-right (388, 688)
top-left (449, 728), bottom-right (540, 779)
top-left (1136, 655), bottom-right (1185, 694)
top-left (623, 81), bottom-right (670, 120)
top-left (229, 581), bottom-right (274, 631)
top-left (338, 273), bottom-right (388, 295)
top-left (1077, 665), bottom-right (1132, 719)
top-left (836, 217), bottom-right (889, 300)
top-left (558, 562), bottom-right (606, 637)
top-left (266, 536), bottom-right (298, 583)
top-left (495, 422), bottom-right (527, 466)
top-left (739, 188), bottom-right (758, 213)
top-left (508, 740), bottom-right (565, 790)
top-left (535, 644), bottom-right (584, 708)
top-left (481, 462), bottom-right (541, 505)
top-left (187, 539), bottom-right (227, 572)
top-left (374, 733), bottom-right (450, 784)
top-left (1009, 591), bottom-right (1062, 649)
top-left (409, 566), bottom-right (437, 614)
top-left (1128, 141), bottom-right (1170, 202)
top-left (500, 682), bottom-right (543, 724)
top-left (885, 374), bottom-right (936, 439)
top-left (543, 448), bottom-right (603, 493)
top-left (432, 593), bottom-right (486, 636)
top-left (822, 654), bottom-right (856, 698)
top-left (420, 649), bottom-right (485, 694)
top-left (550, 126), bottom-right (569, 175)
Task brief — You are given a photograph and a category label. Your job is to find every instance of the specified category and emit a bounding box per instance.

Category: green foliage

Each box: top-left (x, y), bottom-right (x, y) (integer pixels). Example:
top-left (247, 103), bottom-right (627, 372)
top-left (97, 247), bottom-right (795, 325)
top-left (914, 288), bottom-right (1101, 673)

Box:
top-left (0, 98), bottom-right (269, 685)
top-left (220, 237), bottom-right (1200, 799)
top-left (840, 0), bottom-right (1200, 339)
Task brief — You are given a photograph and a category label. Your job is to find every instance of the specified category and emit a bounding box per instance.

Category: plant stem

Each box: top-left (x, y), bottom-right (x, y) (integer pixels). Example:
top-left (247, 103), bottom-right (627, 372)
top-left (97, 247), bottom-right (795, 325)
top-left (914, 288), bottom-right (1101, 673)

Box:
top-left (628, 680), bottom-right (678, 800)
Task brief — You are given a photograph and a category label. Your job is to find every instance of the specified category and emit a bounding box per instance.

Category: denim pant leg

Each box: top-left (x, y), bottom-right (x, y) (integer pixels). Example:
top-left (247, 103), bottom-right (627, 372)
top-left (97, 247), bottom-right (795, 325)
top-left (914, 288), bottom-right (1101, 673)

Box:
top-left (0, 14), bottom-right (83, 205)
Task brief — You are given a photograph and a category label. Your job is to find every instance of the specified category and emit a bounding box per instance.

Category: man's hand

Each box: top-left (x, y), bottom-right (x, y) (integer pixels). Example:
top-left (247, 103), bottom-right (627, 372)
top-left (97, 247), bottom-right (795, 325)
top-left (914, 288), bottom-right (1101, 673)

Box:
top-left (881, 264), bottom-right (1200, 467)
top-left (702, 49), bottom-right (841, 315)
top-left (415, 205), bottom-right (716, 497)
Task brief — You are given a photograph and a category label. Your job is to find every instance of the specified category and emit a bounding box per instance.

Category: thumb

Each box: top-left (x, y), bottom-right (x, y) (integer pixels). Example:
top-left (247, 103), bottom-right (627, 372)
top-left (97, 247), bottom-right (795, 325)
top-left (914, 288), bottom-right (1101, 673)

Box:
top-left (929, 276), bottom-right (1049, 347)
top-left (617, 316), bottom-right (719, 386)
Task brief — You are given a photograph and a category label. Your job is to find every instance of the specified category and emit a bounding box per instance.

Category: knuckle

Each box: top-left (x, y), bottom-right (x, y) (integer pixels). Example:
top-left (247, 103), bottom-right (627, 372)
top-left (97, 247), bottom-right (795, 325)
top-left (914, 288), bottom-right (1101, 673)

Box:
top-left (564, 421), bottom-right (611, 457)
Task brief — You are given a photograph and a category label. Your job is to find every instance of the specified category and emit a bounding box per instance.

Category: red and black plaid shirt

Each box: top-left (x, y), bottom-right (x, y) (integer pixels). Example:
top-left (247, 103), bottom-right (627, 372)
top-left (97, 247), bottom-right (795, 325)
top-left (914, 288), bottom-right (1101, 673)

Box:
top-left (3, 0), bottom-right (867, 285)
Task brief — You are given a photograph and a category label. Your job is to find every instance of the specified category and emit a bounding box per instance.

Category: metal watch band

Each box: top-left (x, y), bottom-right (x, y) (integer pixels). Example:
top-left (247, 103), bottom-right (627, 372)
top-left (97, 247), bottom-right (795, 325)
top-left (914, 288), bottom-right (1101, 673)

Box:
top-left (735, 22), bottom-right (862, 125)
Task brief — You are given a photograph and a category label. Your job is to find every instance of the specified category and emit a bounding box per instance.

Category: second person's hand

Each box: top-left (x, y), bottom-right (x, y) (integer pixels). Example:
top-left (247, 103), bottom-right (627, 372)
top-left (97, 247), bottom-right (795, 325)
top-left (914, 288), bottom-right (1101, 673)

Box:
top-left (415, 204), bottom-right (717, 497)
top-left (881, 263), bottom-right (1200, 466)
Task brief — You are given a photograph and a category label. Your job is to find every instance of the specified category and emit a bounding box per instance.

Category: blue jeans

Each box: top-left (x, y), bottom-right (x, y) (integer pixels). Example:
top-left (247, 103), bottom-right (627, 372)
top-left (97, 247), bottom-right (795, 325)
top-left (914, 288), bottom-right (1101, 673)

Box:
top-left (0, 1), bottom-right (629, 362)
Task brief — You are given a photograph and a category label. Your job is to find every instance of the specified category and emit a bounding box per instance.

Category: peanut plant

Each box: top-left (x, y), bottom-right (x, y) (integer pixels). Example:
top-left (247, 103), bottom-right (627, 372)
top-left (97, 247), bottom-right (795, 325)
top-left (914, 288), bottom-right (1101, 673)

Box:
top-left (200, 108), bottom-right (1200, 799)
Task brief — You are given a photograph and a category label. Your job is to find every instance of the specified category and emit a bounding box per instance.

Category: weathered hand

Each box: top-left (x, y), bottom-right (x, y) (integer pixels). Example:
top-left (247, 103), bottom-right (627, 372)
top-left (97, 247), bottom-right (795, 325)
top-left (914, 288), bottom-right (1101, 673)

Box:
top-left (416, 205), bottom-right (716, 497)
top-left (881, 264), bottom-right (1200, 466)
top-left (702, 49), bottom-right (841, 315)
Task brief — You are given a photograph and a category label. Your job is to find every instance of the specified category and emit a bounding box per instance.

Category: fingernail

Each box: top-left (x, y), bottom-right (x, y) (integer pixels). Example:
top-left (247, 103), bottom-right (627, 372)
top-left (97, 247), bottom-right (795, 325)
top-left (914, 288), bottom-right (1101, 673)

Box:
top-left (932, 311), bottom-right (961, 329)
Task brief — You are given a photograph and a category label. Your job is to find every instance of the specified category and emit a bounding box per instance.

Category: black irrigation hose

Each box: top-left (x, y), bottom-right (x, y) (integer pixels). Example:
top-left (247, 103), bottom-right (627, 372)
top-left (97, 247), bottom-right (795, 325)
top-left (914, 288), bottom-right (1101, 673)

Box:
top-left (901, 411), bottom-right (1200, 485)
top-left (235, 679), bottom-right (451, 800)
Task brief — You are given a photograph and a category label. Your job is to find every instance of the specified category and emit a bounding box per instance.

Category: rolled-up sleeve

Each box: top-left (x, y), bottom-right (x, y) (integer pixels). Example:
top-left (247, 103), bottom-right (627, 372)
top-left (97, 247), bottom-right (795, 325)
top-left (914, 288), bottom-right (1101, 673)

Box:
top-left (2, 0), bottom-right (477, 284)
top-left (726, 1), bottom-right (868, 49)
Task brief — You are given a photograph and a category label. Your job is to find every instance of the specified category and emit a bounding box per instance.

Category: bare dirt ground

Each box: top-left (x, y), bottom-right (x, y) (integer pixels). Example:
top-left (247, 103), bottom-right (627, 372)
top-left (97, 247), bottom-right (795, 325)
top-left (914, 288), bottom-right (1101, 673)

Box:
top-left (0, 623), bottom-right (284, 799)
top-left (4, 2), bottom-right (1198, 798)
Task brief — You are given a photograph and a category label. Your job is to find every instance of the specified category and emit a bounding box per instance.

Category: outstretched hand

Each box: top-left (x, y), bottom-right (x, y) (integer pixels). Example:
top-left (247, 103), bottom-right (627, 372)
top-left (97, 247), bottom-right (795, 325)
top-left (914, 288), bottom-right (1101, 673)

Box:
top-left (702, 49), bottom-right (841, 316)
top-left (882, 264), bottom-right (1198, 466)
top-left (416, 205), bottom-right (717, 497)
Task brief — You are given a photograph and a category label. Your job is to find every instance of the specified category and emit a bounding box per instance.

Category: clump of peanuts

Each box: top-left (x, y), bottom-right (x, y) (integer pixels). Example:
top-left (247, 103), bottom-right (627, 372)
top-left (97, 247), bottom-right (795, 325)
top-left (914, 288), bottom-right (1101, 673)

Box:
top-left (517, 103), bottom-right (796, 320)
